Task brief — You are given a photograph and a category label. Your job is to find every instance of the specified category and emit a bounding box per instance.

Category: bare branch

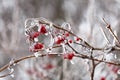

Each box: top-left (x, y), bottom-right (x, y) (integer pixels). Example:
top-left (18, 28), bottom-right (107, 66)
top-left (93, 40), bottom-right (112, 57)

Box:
top-left (103, 18), bottom-right (120, 44)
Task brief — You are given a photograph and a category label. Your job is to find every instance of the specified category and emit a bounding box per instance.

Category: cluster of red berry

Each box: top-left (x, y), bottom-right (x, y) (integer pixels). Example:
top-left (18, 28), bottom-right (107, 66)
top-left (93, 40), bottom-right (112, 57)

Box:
top-left (28, 24), bottom-right (47, 39)
top-left (28, 24), bottom-right (47, 52)
top-left (63, 52), bottom-right (75, 60)
top-left (25, 21), bottom-right (82, 61)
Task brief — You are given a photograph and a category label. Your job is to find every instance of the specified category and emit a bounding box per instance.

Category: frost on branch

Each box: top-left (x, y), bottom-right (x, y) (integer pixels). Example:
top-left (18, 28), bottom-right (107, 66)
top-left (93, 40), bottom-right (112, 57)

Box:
top-left (25, 18), bottom-right (81, 55)
top-left (24, 18), bottom-right (120, 80)
top-left (1, 17), bottom-right (120, 80)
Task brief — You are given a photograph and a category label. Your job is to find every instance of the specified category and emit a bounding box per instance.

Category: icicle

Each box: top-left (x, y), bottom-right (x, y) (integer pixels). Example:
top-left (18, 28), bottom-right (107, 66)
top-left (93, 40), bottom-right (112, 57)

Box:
top-left (11, 74), bottom-right (14, 78)
top-left (10, 68), bottom-right (14, 73)
top-left (112, 30), bottom-right (116, 46)
top-left (105, 53), bottom-right (115, 61)
top-left (48, 34), bottom-right (54, 47)
top-left (9, 59), bottom-right (14, 65)
top-left (30, 20), bottom-right (36, 26)
top-left (114, 54), bottom-right (117, 59)
top-left (7, 68), bottom-right (15, 78)
top-left (49, 22), bottom-right (53, 27)
top-left (61, 43), bottom-right (66, 53)
top-left (34, 19), bottom-right (39, 26)
top-left (34, 52), bottom-right (40, 57)
top-left (8, 58), bottom-right (16, 69)
top-left (13, 63), bottom-right (16, 66)
top-left (70, 60), bottom-right (74, 64)
top-left (25, 29), bottom-right (28, 36)
top-left (25, 18), bottom-right (31, 29)
top-left (61, 22), bottom-right (71, 31)
top-left (34, 38), bottom-right (39, 42)
top-left (46, 47), bottom-right (52, 53)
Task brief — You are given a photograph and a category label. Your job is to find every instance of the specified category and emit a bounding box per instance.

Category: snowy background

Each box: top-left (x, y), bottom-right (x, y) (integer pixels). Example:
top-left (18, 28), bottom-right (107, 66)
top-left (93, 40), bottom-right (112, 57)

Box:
top-left (0, 0), bottom-right (120, 80)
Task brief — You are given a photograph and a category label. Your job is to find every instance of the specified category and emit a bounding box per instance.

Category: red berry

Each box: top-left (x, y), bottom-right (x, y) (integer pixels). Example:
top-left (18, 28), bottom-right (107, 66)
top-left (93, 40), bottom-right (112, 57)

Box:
top-left (43, 64), bottom-right (54, 70)
top-left (55, 36), bottom-right (65, 44)
top-left (63, 52), bottom-right (74, 60)
top-left (68, 53), bottom-right (74, 60)
top-left (56, 37), bottom-right (61, 44)
top-left (31, 32), bottom-right (40, 39)
top-left (34, 43), bottom-right (44, 50)
top-left (65, 32), bottom-right (70, 37)
top-left (39, 25), bottom-right (47, 34)
top-left (100, 77), bottom-right (106, 80)
top-left (68, 39), bottom-right (73, 43)
top-left (76, 37), bottom-right (81, 41)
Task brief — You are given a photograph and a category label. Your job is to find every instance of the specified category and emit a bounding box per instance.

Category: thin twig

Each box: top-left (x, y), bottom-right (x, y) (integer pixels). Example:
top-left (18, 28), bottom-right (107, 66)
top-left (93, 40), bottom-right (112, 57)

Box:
top-left (0, 71), bottom-right (13, 78)
top-left (99, 25), bottom-right (111, 44)
top-left (39, 20), bottom-right (93, 49)
top-left (90, 51), bottom-right (95, 80)
top-left (74, 42), bottom-right (120, 51)
top-left (0, 51), bottom-right (120, 78)
top-left (103, 18), bottom-right (120, 44)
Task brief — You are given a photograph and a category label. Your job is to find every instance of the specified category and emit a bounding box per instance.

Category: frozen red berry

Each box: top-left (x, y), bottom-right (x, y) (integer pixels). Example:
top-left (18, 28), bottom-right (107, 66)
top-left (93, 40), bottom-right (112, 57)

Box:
top-left (63, 52), bottom-right (75, 60)
top-left (65, 32), bottom-right (70, 37)
top-left (39, 25), bottom-right (47, 34)
top-left (29, 43), bottom-right (44, 52)
top-left (30, 32), bottom-right (40, 39)
top-left (100, 77), bottom-right (106, 80)
top-left (34, 43), bottom-right (44, 50)
top-left (43, 64), bottom-right (54, 70)
top-left (76, 37), bottom-right (81, 41)
top-left (68, 39), bottom-right (73, 43)
top-left (55, 36), bottom-right (65, 44)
